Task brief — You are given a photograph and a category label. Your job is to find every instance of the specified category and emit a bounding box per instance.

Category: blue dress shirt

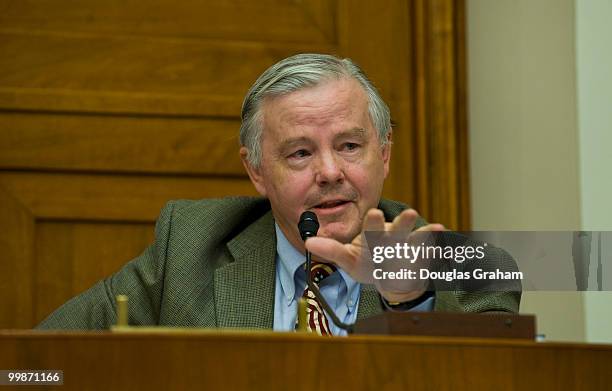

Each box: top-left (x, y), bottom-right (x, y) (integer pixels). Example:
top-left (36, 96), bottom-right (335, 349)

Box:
top-left (272, 223), bottom-right (434, 336)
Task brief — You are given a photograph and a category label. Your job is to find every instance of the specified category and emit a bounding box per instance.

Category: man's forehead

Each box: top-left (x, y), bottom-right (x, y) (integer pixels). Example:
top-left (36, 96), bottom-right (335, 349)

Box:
top-left (261, 80), bottom-right (371, 136)
top-left (263, 78), bottom-right (366, 114)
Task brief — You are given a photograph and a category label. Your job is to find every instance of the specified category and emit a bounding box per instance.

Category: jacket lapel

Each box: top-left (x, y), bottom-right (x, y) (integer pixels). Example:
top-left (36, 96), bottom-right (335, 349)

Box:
top-left (214, 211), bottom-right (277, 329)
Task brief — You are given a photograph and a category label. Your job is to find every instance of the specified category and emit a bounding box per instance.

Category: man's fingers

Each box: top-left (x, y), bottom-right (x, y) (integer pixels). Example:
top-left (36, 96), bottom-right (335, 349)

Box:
top-left (391, 209), bottom-right (419, 232)
top-left (415, 223), bottom-right (446, 232)
top-left (305, 237), bottom-right (355, 269)
top-left (363, 209), bottom-right (385, 231)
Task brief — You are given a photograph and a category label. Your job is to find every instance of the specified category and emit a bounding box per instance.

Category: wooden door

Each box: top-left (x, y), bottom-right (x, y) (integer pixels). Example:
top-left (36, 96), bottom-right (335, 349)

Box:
top-left (0, 0), bottom-right (468, 328)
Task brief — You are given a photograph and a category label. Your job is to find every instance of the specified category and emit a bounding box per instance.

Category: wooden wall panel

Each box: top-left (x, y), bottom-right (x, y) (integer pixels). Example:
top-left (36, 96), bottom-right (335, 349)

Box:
top-left (35, 221), bottom-right (155, 324)
top-left (0, 113), bottom-right (244, 175)
top-left (0, 32), bottom-right (334, 116)
top-left (0, 188), bottom-right (35, 327)
top-left (0, 173), bottom-right (257, 222)
top-left (410, 0), bottom-right (470, 229)
top-left (0, 0), bottom-right (336, 44)
top-left (0, 0), bottom-right (469, 328)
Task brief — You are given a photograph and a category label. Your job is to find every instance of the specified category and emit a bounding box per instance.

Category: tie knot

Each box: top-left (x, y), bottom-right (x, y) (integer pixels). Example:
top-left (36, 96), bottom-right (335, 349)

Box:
top-left (308, 261), bottom-right (337, 284)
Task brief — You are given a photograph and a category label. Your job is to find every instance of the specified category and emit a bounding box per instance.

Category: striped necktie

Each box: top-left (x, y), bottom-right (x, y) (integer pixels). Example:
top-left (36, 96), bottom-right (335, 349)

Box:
top-left (299, 261), bottom-right (337, 336)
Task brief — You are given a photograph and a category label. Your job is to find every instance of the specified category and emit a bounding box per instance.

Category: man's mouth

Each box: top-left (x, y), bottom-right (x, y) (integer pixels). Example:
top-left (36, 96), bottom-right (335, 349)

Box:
top-left (313, 200), bottom-right (351, 209)
top-left (315, 200), bottom-right (348, 209)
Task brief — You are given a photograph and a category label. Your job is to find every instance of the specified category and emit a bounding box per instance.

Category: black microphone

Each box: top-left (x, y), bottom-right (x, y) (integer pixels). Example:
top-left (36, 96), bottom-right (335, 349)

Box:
top-left (298, 211), bottom-right (319, 241)
top-left (298, 211), bottom-right (354, 334)
top-left (298, 211), bottom-right (318, 288)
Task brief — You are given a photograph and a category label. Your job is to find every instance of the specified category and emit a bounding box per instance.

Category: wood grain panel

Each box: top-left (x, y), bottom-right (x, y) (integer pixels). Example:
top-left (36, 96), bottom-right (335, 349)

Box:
top-left (412, 0), bottom-right (431, 223)
top-left (0, 32), bottom-right (335, 115)
top-left (427, 0), bottom-right (460, 230)
top-left (409, 0), bottom-right (469, 229)
top-left (35, 221), bottom-right (155, 325)
top-left (0, 186), bottom-right (35, 327)
top-left (1, 333), bottom-right (612, 390)
top-left (0, 172), bottom-right (258, 222)
top-left (0, 112), bottom-right (244, 175)
top-left (0, 0), bottom-right (335, 44)
top-left (454, 0), bottom-right (471, 230)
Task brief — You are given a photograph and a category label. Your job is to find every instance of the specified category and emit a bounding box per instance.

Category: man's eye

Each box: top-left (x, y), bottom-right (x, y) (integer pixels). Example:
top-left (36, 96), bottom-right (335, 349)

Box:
top-left (343, 142), bottom-right (360, 151)
top-left (289, 149), bottom-right (310, 159)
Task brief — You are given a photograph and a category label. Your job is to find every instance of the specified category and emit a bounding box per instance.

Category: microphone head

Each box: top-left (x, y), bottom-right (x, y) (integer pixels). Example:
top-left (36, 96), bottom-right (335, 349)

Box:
top-left (298, 211), bottom-right (319, 241)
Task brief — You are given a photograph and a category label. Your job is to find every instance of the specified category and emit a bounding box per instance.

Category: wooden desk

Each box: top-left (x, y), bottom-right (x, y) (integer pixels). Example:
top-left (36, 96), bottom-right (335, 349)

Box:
top-left (1, 330), bottom-right (611, 390)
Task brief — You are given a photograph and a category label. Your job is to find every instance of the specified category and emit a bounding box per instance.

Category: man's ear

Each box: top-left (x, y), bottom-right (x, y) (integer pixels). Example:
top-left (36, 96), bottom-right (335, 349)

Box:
top-left (240, 147), bottom-right (267, 197)
top-left (382, 131), bottom-right (392, 178)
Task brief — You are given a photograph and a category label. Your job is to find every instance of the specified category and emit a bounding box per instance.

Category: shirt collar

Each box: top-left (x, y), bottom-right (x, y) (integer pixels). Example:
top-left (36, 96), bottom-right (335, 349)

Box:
top-left (275, 223), bottom-right (360, 311)
top-left (275, 223), bottom-right (305, 303)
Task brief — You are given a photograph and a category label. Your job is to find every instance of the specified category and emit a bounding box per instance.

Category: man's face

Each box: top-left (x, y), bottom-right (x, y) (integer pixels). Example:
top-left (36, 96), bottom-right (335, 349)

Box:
top-left (241, 77), bottom-right (391, 251)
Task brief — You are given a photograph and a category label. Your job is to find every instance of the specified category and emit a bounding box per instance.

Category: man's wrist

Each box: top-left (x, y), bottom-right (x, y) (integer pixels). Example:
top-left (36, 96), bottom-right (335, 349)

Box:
top-left (381, 289), bottom-right (426, 303)
top-left (381, 289), bottom-right (435, 311)
top-left (380, 279), bottom-right (435, 311)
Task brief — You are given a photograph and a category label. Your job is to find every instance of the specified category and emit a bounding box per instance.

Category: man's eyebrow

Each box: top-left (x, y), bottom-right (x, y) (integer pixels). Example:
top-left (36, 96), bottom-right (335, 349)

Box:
top-left (335, 128), bottom-right (367, 138)
top-left (277, 137), bottom-right (311, 152)
top-left (277, 128), bottom-right (367, 152)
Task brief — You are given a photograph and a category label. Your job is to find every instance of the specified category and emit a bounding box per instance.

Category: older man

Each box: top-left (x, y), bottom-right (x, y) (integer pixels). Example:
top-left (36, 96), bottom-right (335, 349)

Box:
top-left (38, 54), bottom-right (519, 333)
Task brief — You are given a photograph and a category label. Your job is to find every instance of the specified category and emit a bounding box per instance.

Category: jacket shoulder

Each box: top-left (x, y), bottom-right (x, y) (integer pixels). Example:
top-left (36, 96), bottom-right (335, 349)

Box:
top-left (166, 196), bottom-right (272, 240)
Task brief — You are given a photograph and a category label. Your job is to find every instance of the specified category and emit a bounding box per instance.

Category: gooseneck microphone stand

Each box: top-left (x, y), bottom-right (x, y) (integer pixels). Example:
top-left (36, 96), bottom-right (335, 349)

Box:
top-left (298, 211), bottom-right (355, 334)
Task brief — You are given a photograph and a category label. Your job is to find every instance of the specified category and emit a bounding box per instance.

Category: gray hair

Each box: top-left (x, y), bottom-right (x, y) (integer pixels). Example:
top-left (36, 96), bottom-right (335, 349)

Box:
top-left (239, 53), bottom-right (391, 167)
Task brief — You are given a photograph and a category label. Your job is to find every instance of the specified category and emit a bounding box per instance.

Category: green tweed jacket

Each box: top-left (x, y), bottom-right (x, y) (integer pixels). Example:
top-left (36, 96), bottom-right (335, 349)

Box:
top-left (37, 197), bottom-right (520, 330)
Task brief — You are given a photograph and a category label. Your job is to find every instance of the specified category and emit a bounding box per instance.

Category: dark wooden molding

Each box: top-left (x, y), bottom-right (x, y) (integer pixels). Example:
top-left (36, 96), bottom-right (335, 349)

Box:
top-left (410, 0), bottom-right (470, 230)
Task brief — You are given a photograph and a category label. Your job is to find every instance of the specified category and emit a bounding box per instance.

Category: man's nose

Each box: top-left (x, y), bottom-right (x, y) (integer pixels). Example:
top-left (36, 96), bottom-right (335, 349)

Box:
top-left (314, 151), bottom-right (345, 186)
